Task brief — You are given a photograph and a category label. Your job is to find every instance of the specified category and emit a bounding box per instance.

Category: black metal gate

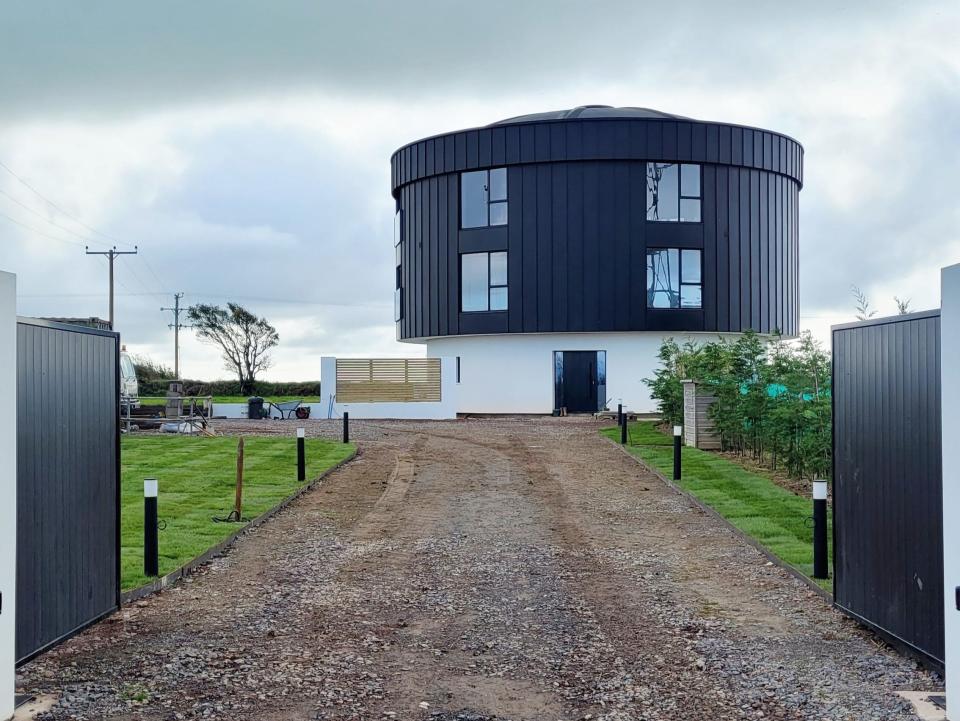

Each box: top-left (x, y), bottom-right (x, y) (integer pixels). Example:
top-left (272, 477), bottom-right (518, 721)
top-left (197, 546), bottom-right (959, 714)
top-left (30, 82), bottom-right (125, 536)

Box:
top-left (16, 318), bottom-right (120, 665)
top-left (832, 311), bottom-right (943, 666)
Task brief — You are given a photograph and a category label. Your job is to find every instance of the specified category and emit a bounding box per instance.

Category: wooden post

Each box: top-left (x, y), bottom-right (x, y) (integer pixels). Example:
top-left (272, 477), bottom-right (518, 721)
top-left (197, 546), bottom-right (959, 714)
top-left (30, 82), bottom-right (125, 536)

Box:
top-left (234, 437), bottom-right (244, 520)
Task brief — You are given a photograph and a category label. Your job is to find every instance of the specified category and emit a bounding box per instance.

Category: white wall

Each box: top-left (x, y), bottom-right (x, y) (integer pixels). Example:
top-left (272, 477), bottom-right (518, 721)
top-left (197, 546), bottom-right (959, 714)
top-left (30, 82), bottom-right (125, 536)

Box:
top-left (0, 271), bottom-right (16, 720)
top-left (424, 332), bottom-right (731, 414)
top-left (211, 402), bottom-right (325, 419)
top-left (319, 356), bottom-right (457, 419)
top-left (942, 263), bottom-right (960, 718)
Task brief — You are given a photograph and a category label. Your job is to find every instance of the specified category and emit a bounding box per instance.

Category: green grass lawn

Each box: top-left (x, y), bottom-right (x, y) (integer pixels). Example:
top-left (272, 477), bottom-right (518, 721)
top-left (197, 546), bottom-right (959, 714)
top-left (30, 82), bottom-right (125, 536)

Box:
top-left (121, 435), bottom-right (354, 590)
top-left (602, 421), bottom-right (832, 590)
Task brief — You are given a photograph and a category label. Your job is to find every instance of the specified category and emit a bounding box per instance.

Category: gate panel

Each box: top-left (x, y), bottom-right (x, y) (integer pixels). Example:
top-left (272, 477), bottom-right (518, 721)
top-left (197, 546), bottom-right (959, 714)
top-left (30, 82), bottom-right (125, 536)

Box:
top-left (15, 319), bottom-right (120, 664)
top-left (832, 311), bottom-right (943, 665)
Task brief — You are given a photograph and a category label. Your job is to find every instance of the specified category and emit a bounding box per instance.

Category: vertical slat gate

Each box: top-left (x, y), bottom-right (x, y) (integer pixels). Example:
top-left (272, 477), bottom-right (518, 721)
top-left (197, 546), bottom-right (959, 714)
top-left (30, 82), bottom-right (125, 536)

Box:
top-left (832, 311), bottom-right (943, 666)
top-left (15, 319), bottom-right (120, 665)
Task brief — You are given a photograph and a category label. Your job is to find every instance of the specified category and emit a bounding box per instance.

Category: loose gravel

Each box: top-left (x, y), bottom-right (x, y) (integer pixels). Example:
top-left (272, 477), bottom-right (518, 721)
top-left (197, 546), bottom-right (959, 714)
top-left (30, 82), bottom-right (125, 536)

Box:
top-left (18, 416), bottom-right (940, 720)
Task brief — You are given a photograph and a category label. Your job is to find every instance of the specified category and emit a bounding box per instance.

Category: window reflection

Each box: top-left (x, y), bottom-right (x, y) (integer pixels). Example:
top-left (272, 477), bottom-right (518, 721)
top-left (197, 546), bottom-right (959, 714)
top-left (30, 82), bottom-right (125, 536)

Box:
top-left (461, 168), bottom-right (508, 229)
top-left (461, 251), bottom-right (509, 312)
top-left (647, 248), bottom-right (702, 309)
top-left (647, 163), bottom-right (701, 223)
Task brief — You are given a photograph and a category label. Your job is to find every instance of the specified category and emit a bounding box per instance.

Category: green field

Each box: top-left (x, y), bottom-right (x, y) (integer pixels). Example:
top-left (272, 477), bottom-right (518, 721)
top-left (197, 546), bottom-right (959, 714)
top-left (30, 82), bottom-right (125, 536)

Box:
top-left (602, 421), bottom-right (831, 590)
top-left (121, 435), bottom-right (354, 590)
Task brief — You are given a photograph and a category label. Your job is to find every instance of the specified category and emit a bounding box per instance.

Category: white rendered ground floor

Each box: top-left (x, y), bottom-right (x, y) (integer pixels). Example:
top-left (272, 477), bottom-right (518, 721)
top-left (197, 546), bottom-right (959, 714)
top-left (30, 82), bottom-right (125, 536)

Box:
top-left (422, 332), bottom-right (739, 415)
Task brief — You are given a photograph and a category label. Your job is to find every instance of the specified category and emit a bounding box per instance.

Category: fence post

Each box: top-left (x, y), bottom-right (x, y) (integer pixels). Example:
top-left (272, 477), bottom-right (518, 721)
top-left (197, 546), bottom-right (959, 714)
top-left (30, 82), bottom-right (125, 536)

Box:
top-left (234, 437), bottom-right (244, 521)
top-left (144, 478), bottom-right (159, 577)
top-left (297, 427), bottom-right (306, 481)
top-left (673, 425), bottom-right (682, 481)
top-left (343, 411), bottom-right (350, 444)
top-left (813, 479), bottom-right (828, 579)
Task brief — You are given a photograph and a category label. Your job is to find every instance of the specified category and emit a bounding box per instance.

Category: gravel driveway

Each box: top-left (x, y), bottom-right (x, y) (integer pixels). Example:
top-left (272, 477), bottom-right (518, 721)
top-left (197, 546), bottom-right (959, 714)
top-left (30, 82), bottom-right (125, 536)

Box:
top-left (19, 416), bottom-right (939, 720)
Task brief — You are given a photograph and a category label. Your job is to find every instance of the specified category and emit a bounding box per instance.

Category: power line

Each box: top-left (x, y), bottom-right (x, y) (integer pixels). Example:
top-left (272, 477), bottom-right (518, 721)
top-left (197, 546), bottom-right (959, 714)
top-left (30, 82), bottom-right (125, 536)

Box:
top-left (0, 209), bottom-right (86, 248)
top-left (0, 189), bottom-right (106, 245)
top-left (0, 159), bottom-right (136, 249)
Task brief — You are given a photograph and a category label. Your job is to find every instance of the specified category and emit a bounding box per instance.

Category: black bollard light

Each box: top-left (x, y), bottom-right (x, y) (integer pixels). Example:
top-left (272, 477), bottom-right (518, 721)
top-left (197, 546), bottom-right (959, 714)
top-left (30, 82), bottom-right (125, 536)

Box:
top-left (673, 425), bottom-right (682, 481)
top-left (620, 413), bottom-right (627, 445)
top-left (343, 411), bottom-right (350, 444)
top-left (813, 479), bottom-right (829, 579)
top-left (144, 478), bottom-right (159, 577)
top-left (617, 403), bottom-right (623, 427)
top-left (297, 427), bottom-right (306, 481)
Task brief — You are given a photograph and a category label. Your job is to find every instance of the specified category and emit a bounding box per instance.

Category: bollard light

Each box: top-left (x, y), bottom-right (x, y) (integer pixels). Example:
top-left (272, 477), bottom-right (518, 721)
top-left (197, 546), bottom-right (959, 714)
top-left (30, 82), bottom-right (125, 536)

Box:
top-left (144, 478), bottom-right (159, 577)
top-left (673, 425), bottom-right (682, 481)
top-left (343, 411), bottom-right (350, 444)
top-left (296, 427), bottom-right (306, 481)
top-left (813, 479), bottom-right (829, 579)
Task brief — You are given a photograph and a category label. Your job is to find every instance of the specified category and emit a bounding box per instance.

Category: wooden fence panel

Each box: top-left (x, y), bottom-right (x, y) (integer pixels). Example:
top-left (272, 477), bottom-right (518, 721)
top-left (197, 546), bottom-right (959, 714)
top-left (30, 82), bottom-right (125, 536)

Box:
top-left (336, 358), bottom-right (441, 403)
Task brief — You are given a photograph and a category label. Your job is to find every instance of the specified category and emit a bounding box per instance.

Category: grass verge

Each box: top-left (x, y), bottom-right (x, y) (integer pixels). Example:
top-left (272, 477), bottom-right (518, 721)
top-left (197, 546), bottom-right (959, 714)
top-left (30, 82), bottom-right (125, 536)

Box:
top-left (121, 435), bottom-right (354, 590)
top-left (602, 421), bottom-right (832, 591)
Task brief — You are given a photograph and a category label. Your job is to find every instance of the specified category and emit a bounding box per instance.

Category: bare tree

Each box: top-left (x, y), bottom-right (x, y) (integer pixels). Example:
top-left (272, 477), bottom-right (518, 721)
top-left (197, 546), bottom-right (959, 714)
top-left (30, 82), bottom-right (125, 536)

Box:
top-left (187, 303), bottom-right (279, 395)
top-left (851, 285), bottom-right (876, 321)
top-left (894, 296), bottom-right (912, 315)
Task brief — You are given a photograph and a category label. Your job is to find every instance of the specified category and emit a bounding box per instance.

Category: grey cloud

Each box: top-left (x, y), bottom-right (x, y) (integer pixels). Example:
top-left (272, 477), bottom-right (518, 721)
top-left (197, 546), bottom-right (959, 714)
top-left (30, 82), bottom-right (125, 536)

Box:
top-left (0, 0), bottom-right (921, 123)
top-left (800, 77), bottom-right (960, 313)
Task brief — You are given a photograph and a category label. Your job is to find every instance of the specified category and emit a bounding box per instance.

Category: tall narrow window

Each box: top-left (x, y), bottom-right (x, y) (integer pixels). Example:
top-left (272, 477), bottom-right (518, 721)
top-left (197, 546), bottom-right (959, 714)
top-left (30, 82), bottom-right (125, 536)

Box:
top-left (461, 251), bottom-right (508, 312)
top-left (461, 168), bottom-right (508, 228)
top-left (646, 163), bottom-right (701, 222)
top-left (647, 248), bottom-right (702, 309)
top-left (394, 209), bottom-right (403, 321)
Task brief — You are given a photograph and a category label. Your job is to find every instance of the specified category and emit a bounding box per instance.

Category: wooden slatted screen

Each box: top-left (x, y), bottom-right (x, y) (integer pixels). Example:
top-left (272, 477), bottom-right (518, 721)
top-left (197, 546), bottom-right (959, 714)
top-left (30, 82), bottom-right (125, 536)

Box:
top-left (336, 358), bottom-right (441, 402)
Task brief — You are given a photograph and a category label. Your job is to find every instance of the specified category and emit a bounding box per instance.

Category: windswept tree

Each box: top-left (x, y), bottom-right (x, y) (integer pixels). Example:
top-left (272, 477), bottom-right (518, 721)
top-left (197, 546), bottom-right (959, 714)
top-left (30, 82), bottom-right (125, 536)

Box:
top-left (187, 303), bottom-right (279, 395)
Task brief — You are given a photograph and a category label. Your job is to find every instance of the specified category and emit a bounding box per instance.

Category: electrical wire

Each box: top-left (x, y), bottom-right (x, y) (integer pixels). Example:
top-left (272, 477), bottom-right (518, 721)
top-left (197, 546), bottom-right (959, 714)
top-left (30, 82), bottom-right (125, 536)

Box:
top-left (0, 209), bottom-right (86, 248)
top-left (0, 159), bottom-right (137, 249)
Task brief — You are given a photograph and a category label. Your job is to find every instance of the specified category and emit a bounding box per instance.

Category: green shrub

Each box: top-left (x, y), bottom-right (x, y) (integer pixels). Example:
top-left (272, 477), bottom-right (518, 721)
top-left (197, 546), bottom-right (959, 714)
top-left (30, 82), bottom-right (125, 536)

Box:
top-left (644, 330), bottom-right (831, 480)
top-left (138, 378), bottom-right (321, 398)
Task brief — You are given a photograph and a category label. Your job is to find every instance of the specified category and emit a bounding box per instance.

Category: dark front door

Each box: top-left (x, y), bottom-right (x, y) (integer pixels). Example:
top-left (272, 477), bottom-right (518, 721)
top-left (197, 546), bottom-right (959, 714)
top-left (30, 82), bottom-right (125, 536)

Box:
top-left (555, 351), bottom-right (600, 413)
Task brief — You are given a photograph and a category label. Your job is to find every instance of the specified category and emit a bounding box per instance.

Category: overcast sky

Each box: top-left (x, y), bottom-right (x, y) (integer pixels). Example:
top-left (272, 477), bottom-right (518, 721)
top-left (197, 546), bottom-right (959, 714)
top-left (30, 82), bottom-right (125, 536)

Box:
top-left (0, 1), bottom-right (957, 381)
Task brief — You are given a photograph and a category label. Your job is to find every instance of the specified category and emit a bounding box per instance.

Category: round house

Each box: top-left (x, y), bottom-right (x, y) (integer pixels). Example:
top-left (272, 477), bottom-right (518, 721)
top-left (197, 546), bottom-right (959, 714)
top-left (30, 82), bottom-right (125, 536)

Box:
top-left (390, 106), bottom-right (803, 413)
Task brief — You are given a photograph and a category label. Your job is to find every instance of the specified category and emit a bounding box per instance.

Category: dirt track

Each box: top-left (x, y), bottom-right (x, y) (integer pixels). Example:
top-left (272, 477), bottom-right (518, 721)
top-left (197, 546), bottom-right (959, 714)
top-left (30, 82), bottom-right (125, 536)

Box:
top-left (19, 417), bottom-right (938, 720)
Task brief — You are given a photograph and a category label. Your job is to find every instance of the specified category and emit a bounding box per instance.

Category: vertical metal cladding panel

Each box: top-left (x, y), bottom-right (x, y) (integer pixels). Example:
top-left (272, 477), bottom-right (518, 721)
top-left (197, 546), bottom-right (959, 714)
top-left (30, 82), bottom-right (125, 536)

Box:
top-left (832, 312), bottom-right (943, 665)
top-left (16, 319), bottom-right (119, 664)
top-left (521, 165), bottom-right (538, 332)
top-left (551, 163), bottom-right (569, 330)
top-left (536, 164), bottom-right (553, 331)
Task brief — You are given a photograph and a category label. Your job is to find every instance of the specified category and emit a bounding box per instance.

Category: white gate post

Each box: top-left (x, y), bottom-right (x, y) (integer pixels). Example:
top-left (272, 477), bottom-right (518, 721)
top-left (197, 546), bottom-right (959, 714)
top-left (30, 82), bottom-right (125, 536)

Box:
top-left (943, 263), bottom-right (960, 718)
top-left (0, 271), bottom-right (16, 720)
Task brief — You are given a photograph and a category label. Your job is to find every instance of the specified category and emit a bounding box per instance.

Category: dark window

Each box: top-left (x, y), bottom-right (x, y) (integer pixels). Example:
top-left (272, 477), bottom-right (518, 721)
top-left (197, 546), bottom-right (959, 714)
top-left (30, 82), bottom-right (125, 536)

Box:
top-left (647, 163), bottom-right (701, 222)
top-left (647, 248), bottom-right (702, 308)
top-left (461, 168), bottom-right (508, 228)
top-left (461, 251), bottom-right (508, 312)
top-left (394, 209), bottom-right (403, 321)
top-left (456, 356), bottom-right (461, 383)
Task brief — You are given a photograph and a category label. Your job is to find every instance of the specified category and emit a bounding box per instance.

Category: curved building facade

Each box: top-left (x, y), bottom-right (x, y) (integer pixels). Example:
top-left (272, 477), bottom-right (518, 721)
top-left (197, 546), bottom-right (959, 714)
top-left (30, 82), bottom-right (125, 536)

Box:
top-left (390, 106), bottom-right (803, 413)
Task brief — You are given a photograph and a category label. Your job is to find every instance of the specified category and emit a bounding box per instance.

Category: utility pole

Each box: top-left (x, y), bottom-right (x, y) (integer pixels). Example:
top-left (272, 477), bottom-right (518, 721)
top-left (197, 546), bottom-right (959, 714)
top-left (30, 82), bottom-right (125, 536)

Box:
top-left (85, 245), bottom-right (138, 329)
top-left (161, 292), bottom-right (192, 379)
